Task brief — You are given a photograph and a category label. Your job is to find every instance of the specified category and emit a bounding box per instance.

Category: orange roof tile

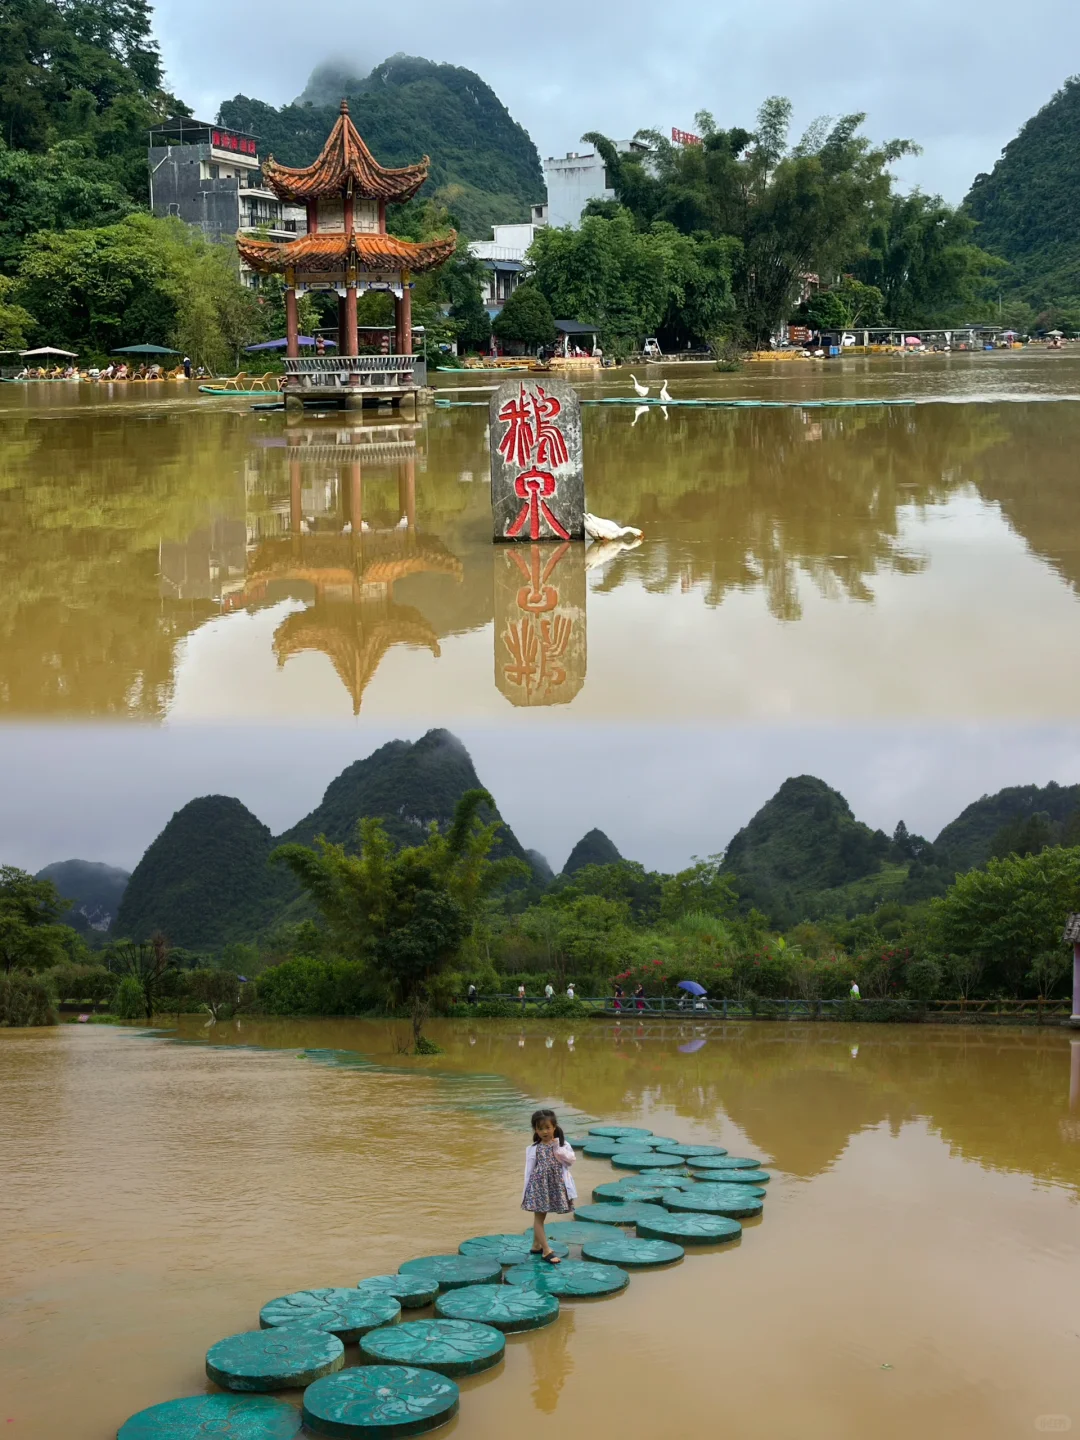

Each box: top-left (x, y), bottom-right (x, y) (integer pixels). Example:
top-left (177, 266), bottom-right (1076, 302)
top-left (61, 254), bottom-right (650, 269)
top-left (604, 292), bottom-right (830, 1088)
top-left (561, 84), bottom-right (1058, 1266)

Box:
top-left (262, 99), bottom-right (429, 203)
top-left (237, 230), bottom-right (457, 275)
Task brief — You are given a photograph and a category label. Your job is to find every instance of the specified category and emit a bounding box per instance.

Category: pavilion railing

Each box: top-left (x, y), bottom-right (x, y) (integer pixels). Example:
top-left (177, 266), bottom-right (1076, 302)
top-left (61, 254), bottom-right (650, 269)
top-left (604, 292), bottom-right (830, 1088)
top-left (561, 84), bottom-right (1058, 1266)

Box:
top-left (481, 994), bottom-right (1075, 1022)
top-left (283, 355), bottom-right (426, 389)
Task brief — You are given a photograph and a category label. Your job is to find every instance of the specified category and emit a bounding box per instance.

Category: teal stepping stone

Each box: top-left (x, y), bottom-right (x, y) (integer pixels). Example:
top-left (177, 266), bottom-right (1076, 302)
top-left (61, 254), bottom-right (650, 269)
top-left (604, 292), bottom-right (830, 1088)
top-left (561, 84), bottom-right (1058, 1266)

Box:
top-left (302, 1365), bottom-right (458, 1438)
top-left (614, 1172), bottom-right (697, 1192)
top-left (691, 1168), bottom-right (771, 1185)
top-left (356, 1274), bottom-right (439, 1309)
top-left (653, 1143), bottom-right (728, 1158)
top-left (582, 1139), bottom-right (624, 1157)
top-left (581, 1236), bottom-right (684, 1268)
top-left (360, 1319), bottom-right (504, 1377)
top-left (118, 1395), bottom-right (303, 1440)
top-left (593, 1181), bottom-right (668, 1204)
top-left (687, 1155), bottom-right (762, 1171)
top-left (575, 1201), bottom-right (669, 1226)
top-left (459, 1234), bottom-right (569, 1264)
top-left (206, 1326), bottom-right (343, 1392)
top-left (663, 1184), bottom-right (765, 1218)
top-left (504, 1258), bottom-right (630, 1297)
top-left (610, 1150), bottom-right (685, 1170)
top-left (530, 1220), bottom-right (615, 1245)
top-left (398, 1255), bottom-right (501, 1290)
top-left (435, 1283), bottom-right (559, 1332)
top-left (588, 1126), bottom-right (653, 1139)
top-left (260, 1288), bottom-right (400, 1340)
top-left (636, 1212), bottom-right (742, 1245)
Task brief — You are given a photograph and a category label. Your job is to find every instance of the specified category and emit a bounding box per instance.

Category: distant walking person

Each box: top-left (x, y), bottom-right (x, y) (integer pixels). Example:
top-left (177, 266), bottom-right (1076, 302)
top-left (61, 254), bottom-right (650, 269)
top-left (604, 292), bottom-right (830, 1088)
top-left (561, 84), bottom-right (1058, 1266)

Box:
top-left (544, 982), bottom-right (554, 1004)
top-left (467, 983), bottom-right (478, 1006)
top-left (566, 984), bottom-right (575, 1000)
top-left (850, 981), bottom-right (861, 999)
top-left (521, 1108), bottom-right (577, 1263)
top-left (518, 983), bottom-right (527, 1012)
top-left (634, 983), bottom-right (645, 1012)
top-left (613, 983), bottom-right (625, 1011)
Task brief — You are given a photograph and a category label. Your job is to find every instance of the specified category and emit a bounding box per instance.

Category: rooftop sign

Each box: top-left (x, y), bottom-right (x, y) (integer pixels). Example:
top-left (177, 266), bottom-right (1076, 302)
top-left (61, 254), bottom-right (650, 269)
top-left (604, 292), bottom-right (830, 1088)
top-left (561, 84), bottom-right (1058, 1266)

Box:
top-left (672, 128), bottom-right (702, 146)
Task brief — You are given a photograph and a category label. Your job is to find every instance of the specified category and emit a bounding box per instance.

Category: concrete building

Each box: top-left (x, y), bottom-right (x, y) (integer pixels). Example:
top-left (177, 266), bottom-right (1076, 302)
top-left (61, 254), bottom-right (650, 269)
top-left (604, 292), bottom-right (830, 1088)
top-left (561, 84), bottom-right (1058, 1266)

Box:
top-left (469, 217), bottom-right (546, 316)
top-left (148, 116), bottom-right (306, 278)
top-left (542, 141), bottom-right (649, 229)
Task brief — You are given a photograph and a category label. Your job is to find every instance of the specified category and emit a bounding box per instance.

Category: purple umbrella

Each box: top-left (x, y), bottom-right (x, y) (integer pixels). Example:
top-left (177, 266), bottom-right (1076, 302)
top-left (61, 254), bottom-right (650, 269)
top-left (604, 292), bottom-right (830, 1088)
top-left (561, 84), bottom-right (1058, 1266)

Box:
top-left (244, 337), bottom-right (337, 351)
top-left (679, 1038), bottom-right (707, 1054)
top-left (677, 981), bottom-right (707, 997)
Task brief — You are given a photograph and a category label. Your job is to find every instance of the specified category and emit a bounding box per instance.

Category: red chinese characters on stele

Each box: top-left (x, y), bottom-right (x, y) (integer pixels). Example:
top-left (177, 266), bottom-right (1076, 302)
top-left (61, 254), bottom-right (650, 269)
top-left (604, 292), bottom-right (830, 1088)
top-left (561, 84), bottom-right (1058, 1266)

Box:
top-left (497, 385), bottom-right (571, 540)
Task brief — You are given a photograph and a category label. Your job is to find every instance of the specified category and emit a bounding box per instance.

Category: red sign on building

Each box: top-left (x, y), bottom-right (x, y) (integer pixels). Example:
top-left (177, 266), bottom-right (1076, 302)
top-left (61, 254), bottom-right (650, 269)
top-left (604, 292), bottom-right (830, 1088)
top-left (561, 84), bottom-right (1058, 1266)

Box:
top-left (211, 129), bottom-right (257, 156)
top-left (671, 128), bottom-right (702, 147)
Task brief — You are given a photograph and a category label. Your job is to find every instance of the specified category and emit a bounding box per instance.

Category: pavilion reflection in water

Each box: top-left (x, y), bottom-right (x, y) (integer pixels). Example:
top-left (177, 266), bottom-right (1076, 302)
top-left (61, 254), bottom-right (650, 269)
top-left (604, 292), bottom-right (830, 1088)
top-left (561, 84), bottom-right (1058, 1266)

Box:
top-left (493, 542), bottom-right (586, 706)
top-left (160, 421), bottom-right (463, 713)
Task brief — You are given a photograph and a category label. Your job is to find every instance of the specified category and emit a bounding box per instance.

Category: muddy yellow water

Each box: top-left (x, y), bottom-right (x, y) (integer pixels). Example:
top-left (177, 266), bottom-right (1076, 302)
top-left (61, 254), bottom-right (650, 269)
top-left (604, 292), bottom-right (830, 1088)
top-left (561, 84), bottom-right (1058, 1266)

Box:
top-left (4, 352), bottom-right (1080, 720)
top-left (2, 1018), bottom-right (1078, 1439)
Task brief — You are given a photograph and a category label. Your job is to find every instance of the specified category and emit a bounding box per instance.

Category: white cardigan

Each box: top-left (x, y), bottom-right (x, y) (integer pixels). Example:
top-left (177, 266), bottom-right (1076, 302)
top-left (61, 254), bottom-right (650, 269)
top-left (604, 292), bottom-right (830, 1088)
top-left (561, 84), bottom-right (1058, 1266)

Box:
top-left (522, 1141), bottom-right (578, 1203)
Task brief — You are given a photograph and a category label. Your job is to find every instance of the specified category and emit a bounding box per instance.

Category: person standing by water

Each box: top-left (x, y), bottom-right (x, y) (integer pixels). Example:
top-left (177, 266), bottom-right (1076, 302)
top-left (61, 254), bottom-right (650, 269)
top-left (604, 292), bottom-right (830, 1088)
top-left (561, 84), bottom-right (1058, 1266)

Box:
top-left (634, 982), bottom-right (645, 1012)
top-left (544, 982), bottom-right (554, 1004)
top-left (613, 982), bottom-right (625, 1011)
top-left (467, 983), bottom-right (478, 1006)
top-left (850, 980), bottom-right (861, 999)
top-left (518, 983), bottom-right (527, 1012)
top-left (521, 1108), bottom-right (576, 1262)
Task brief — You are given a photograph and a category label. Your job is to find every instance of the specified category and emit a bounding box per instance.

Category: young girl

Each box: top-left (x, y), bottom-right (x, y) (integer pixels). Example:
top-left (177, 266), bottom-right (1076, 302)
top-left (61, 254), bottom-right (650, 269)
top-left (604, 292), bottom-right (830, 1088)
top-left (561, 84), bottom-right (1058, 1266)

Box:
top-left (522, 1108), bottom-right (577, 1263)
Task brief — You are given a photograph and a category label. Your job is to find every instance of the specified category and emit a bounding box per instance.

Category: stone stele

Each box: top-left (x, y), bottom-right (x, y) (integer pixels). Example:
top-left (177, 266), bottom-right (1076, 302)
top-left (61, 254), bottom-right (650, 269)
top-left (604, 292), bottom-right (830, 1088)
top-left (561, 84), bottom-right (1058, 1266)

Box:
top-left (490, 378), bottom-right (584, 542)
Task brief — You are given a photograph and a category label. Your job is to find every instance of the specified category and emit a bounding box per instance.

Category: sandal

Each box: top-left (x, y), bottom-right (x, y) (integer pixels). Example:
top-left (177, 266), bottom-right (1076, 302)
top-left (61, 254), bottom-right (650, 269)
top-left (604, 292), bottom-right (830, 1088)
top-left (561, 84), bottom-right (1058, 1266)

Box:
top-left (529, 1247), bottom-right (543, 1255)
top-left (541, 1251), bottom-right (561, 1264)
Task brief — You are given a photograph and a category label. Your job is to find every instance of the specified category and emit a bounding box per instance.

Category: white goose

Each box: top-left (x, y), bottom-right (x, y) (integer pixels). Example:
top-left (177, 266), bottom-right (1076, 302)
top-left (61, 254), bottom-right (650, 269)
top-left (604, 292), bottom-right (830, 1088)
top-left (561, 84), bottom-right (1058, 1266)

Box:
top-left (584, 512), bottom-right (644, 542)
top-left (630, 374), bottom-right (650, 398)
top-left (659, 379), bottom-right (672, 402)
top-left (342, 521), bottom-right (353, 535)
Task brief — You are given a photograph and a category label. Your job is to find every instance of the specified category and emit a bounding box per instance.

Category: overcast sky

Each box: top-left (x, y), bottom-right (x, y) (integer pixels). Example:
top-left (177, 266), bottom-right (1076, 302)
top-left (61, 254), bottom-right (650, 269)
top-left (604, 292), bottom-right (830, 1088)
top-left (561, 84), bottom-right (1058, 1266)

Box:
top-left (151, 0), bottom-right (1080, 204)
top-left (4, 722), bottom-right (1080, 875)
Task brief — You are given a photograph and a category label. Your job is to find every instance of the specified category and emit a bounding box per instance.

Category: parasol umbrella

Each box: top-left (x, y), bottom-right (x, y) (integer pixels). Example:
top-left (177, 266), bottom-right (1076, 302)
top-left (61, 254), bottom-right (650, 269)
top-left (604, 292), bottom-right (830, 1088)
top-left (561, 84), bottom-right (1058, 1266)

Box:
top-left (1048, 329), bottom-right (1064, 337)
top-left (903, 335), bottom-right (923, 346)
top-left (244, 337), bottom-right (337, 351)
top-left (111, 343), bottom-right (181, 355)
top-left (677, 981), bottom-right (707, 997)
top-left (20, 346), bottom-right (78, 357)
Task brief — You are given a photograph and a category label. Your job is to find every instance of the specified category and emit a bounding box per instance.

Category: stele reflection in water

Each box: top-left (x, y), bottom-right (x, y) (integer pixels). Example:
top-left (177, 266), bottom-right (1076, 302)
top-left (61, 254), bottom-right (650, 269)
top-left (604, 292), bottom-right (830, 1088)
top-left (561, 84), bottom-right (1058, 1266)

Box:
top-left (493, 542), bottom-right (587, 707)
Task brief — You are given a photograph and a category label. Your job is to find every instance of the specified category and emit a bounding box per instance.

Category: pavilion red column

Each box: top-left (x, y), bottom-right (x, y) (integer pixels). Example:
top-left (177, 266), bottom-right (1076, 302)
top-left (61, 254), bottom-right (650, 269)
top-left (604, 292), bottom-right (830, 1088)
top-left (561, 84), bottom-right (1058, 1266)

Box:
top-left (395, 283), bottom-right (413, 355)
top-left (285, 285), bottom-right (300, 359)
top-left (344, 283), bottom-right (358, 358)
top-left (337, 295), bottom-right (347, 351)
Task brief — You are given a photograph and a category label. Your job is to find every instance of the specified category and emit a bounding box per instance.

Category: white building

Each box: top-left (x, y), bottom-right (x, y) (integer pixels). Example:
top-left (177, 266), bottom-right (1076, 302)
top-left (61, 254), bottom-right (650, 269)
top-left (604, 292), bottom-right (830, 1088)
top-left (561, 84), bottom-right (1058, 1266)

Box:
top-left (469, 216), bottom-right (546, 317)
top-left (542, 140), bottom-right (649, 230)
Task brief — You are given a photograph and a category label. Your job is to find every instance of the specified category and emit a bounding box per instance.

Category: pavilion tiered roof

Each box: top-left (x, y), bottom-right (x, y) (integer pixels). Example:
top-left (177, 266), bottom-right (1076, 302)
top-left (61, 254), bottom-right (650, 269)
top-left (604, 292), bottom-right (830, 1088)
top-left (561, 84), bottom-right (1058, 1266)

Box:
top-left (236, 230), bottom-right (457, 276)
top-left (261, 99), bottom-right (430, 203)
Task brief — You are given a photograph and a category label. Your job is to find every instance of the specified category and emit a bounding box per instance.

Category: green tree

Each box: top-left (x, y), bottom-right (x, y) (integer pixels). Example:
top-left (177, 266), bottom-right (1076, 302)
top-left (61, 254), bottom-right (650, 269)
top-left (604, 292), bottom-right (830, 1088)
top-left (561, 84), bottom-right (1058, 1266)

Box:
top-left (107, 932), bottom-right (175, 1019)
top-left (272, 789), bottom-right (525, 1047)
top-left (492, 284), bottom-right (556, 350)
top-left (854, 191), bottom-right (995, 326)
top-left (0, 866), bottom-right (82, 972)
top-left (0, 138), bottom-right (133, 273)
top-left (930, 847), bottom-right (1080, 995)
top-left (0, 274), bottom-right (34, 346)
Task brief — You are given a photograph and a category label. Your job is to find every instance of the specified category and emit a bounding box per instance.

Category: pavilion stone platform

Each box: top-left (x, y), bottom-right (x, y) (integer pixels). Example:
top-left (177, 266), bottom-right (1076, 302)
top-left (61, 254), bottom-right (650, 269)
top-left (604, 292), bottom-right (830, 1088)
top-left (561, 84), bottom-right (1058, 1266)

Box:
top-left (237, 100), bottom-right (454, 411)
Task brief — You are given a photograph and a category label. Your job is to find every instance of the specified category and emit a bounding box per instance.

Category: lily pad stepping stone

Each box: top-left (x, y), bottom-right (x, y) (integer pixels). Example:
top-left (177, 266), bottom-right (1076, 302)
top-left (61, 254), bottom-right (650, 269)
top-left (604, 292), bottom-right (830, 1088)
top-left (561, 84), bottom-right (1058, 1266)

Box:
top-left (581, 1236), bottom-right (684, 1268)
top-left (118, 1394), bottom-right (303, 1440)
top-left (636, 1212), bottom-right (742, 1245)
top-left (610, 1150), bottom-right (685, 1170)
top-left (302, 1365), bottom-right (458, 1438)
top-left (614, 1172), bottom-right (697, 1192)
top-left (575, 1201), bottom-right (669, 1226)
top-left (653, 1143), bottom-right (728, 1158)
top-left (360, 1319), bottom-right (505, 1377)
top-left (687, 1155), bottom-right (762, 1171)
top-left (459, 1233), bottom-right (569, 1265)
top-left (260, 1288), bottom-right (400, 1340)
top-left (398, 1255), bottom-right (502, 1290)
top-left (588, 1126), bottom-right (653, 1139)
top-left (531, 1220), bottom-right (615, 1245)
top-left (582, 1139), bottom-right (624, 1157)
top-left (691, 1168), bottom-right (771, 1185)
top-left (504, 1258), bottom-right (630, 1297)
top-left (206, 1326), bottom-right (344, 1392)
top-left (435, 1283), bottom-right (559, 1332)
top-left (356, 1274), bottom-right (439, 1309)
top-left (663, 1184), bottom-right (765, 1218)
top-left (593, 1181), bottom-right (669, 1204)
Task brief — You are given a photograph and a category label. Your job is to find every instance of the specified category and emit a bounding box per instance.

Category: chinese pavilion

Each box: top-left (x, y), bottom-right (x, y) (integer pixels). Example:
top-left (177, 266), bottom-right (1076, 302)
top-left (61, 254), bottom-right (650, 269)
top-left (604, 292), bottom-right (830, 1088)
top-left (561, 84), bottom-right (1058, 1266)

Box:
top-left (236, 100), bottom-right (456, 370)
